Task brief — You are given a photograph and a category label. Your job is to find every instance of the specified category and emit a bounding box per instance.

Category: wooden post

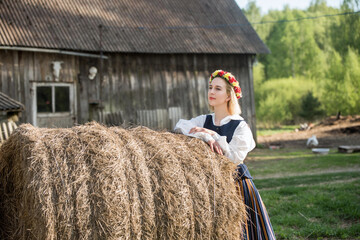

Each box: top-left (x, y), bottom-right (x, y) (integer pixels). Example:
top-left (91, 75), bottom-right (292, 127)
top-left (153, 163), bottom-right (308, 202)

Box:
top-left (247, 55), bottom-right (257, 143)
top-left (98, 24), bottom-right (104, 123)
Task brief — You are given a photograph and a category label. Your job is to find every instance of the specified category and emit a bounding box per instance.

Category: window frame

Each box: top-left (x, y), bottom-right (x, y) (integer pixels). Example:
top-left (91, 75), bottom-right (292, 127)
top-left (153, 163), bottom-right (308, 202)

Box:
top-left (32, 82), bottom-right (75, 123)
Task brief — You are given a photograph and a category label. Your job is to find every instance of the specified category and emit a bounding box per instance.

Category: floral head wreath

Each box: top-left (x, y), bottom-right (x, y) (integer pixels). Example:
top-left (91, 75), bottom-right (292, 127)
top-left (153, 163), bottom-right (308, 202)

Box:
top-left (209, 70), bottom-right (242, 99)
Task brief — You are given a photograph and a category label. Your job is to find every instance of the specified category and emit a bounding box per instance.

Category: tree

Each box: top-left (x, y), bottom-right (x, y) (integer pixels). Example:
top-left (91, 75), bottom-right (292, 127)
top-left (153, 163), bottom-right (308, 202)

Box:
top-left (263, 8), bottom-right (326, 79)
top-left (321, 48), bottom-right (360, 115)
top-left (299, 91), bottom-right (324, 121)
top-left (343, 47), bottom-right (360, 114)
top-left (242, 0), bottom-right (262, 24)
top-left (321, 49), bottom-right (345, 115)
top-left (250, 0), bottom-right (360, 124)
top-left (331, 0), bottom-right (360, 56)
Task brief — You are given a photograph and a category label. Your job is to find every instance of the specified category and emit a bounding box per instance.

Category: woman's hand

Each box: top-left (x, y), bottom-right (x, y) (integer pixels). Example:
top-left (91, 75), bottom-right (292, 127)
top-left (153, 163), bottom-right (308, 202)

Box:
top-left (207, 139), bottom-right (223, 155)
top-left (189, 127), bottom-right (217, 136)
top-left (189, 127), bottom-right (222, 155)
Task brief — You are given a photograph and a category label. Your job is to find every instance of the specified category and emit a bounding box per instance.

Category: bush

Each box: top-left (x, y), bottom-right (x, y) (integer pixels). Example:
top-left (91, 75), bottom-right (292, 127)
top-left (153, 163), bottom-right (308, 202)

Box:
top-left (255, 77), bottom-right (320, 127)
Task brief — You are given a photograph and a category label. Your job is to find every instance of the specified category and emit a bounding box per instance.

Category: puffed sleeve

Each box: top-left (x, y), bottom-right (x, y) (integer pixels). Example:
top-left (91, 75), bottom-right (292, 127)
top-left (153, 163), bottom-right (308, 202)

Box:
top-left (174, 115), bottom-right (213, 142)
top-left (213, 121), bottom-right (256, 165)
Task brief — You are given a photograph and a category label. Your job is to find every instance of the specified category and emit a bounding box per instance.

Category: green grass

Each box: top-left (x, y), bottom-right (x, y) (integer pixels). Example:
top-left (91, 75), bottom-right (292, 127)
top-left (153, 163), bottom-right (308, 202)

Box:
top-left (248, 149), bottom-right (360, 177)
top-left (245, 149), bottom-right (360, 239)
top-left (257, 125), bottom-right (299, 137)
top-left (254, 171), bottom-right (360, 189)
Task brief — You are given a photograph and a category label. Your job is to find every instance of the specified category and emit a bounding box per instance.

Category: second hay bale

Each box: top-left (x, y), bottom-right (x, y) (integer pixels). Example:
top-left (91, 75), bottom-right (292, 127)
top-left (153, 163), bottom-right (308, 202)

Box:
top-left (0, 122), bottom-right (246, 239)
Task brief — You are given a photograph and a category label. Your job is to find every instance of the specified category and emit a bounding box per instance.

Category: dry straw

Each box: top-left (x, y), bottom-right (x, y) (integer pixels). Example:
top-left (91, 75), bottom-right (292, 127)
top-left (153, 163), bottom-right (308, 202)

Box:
top-left (0, 122), bottom-right (246, 239)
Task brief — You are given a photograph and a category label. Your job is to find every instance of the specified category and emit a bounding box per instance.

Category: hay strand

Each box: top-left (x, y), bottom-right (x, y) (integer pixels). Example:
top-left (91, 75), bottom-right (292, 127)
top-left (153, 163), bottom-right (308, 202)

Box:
top-left (0, 122), bottom-right (246, 239)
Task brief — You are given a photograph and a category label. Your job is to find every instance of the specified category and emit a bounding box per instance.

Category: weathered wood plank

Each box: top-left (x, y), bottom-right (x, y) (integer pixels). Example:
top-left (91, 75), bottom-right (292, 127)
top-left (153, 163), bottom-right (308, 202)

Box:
top-left (338, 145), bottom-right (360, 153)
top-left (25, 52), bottom-right (34, 123)
top-left (0, 50), bottom-right (256, 130)
top-left (0, 51), bottom-right (4, 92)
top-left (13, 51), bottom-right (20, 101)
top-left (247, 55), bottom-right (257, 140)
top-left (2, 51), bottom-right (11, 95)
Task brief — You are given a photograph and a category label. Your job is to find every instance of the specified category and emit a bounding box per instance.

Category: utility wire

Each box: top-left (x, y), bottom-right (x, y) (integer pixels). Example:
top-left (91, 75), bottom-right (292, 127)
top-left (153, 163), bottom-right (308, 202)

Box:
top-left (121, 10), bottom-right (360, 30)
top-left (251, 10), bottom-right (360, 25)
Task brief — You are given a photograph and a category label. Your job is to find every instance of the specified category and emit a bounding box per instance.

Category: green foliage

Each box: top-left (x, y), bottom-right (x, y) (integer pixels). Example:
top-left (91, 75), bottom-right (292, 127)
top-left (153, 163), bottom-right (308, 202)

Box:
top-left (257, 93), bottom-right (292, 126)
top-left (299, 91), bottom-right (324, 121)
top-left (343, 48), bottom-right (360, 113)
top-left (242, 0), bottom-right (360, 125)
top-left (259, 8), bottom-right (328, 80)
top-left (242, 0), bottom-right (262, 24)
top-left (331, 0), bottom-right (360, 55)
top-left (253, 62), bottom-right (265, 85)
top-left (321, 48), bottom-right (360, 115)
top-left (255, 77), bottom-right (318, 126)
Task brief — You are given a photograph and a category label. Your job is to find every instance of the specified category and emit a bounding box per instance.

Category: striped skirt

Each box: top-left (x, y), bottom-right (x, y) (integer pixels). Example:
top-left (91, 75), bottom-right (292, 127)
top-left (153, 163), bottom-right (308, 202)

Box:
top-left (235, 164), bottom-right (276, 240)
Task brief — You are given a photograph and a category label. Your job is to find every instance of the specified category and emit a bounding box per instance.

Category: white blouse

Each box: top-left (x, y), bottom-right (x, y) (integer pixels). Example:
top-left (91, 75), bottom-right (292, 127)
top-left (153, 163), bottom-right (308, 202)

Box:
top-left (174, 113), bottom-right (256, 165)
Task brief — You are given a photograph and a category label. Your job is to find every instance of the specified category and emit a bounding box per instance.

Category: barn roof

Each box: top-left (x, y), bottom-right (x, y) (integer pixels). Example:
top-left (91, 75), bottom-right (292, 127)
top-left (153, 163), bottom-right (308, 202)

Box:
top-left (0, 92), bottom-right (25, 112)
top-left (0, 0), bottom-right (269, 54)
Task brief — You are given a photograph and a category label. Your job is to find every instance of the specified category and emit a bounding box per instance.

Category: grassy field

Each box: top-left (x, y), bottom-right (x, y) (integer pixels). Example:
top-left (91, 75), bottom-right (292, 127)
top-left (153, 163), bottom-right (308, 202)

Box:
top-left (246, 148), bottom-right (360, 240)
top-left (257, 125), bottom-right (299, 137)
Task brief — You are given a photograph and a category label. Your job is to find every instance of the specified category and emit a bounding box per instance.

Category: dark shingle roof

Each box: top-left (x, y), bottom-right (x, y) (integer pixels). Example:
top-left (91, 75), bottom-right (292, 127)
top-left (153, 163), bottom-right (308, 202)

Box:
top-left (0, 0), bottom-right (269, 54)
top-left (0, 92), bottom-right (25, 112)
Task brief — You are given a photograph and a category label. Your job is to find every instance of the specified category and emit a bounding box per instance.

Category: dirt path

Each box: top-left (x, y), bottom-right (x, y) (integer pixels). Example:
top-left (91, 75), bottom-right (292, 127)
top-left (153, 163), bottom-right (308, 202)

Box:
top-left (258, 115), bottom-right (360, 149)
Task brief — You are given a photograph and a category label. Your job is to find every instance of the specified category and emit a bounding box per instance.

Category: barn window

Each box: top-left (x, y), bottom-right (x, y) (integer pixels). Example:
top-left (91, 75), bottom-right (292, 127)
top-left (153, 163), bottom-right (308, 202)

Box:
top-left (37, 86), bottom-right (52, 113)
top-left (36, 84), bottom-right (72, 113)
top-left (55, 87), bottom-right (70, 112)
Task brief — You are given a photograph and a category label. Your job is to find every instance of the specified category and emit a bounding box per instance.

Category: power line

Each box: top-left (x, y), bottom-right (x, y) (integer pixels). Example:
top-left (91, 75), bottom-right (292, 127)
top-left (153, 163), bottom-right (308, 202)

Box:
top-left (251, 10), bottom-right (360, 25)
top-left (124, 10), bottom-right (359, 30)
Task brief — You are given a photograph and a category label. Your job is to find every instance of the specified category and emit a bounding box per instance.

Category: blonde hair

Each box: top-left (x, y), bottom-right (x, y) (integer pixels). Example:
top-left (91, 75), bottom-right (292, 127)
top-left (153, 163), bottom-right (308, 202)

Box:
top-left (208, 79), bottom-right (241, 115)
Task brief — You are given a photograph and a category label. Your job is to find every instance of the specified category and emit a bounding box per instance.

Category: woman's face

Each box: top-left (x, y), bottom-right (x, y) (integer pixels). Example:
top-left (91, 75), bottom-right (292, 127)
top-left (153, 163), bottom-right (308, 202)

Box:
top-left (208, 77), bottom-right (230, 108)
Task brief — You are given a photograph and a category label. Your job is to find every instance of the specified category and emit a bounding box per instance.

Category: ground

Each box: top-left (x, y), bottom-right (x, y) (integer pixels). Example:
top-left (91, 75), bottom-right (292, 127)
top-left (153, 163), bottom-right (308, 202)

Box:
top-left (246, 118), bottom-right (360, 239)
top-left (258, 115), bottom-right (360, 149)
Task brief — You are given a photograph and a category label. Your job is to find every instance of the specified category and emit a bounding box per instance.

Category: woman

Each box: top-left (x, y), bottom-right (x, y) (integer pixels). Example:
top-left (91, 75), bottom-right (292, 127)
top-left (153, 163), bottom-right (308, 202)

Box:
top-left (174, 70), bottom-right (276, 240)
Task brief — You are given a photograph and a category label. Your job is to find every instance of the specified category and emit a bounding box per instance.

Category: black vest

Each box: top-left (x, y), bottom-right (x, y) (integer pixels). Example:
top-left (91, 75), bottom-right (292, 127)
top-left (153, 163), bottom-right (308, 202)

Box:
top-left (203, 115), bottom-right (242, 143)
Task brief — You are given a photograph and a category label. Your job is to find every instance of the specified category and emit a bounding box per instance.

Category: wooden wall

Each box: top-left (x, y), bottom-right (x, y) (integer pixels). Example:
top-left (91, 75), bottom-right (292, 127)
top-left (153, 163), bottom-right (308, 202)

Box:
top-left (0, 50), bottom-right (257, 138)
top-left (0, 50), bottom-right (79, 126)
top-left (97, 53), bottom-right (257, 136)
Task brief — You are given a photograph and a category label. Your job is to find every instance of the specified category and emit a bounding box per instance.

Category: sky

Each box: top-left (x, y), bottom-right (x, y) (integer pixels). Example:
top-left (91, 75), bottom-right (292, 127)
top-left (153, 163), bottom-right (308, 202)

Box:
top-left (235, 0), bottom-right (343, 14)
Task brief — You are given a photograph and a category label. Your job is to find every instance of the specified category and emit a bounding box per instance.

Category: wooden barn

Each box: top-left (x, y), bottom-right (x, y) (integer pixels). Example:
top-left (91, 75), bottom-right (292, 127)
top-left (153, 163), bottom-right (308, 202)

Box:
top-left (0, 0), bottom-right (269, 138)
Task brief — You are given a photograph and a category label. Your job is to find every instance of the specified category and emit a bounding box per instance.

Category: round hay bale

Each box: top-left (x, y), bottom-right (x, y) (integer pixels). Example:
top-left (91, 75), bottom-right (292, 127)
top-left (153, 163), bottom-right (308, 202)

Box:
top-left (0, 122), bottom-right (246, 239)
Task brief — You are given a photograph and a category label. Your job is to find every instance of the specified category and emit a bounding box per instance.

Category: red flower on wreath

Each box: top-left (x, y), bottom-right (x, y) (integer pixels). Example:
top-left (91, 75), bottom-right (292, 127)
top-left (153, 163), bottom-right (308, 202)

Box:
top-left (229, 77), bottom-right (236, 83)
